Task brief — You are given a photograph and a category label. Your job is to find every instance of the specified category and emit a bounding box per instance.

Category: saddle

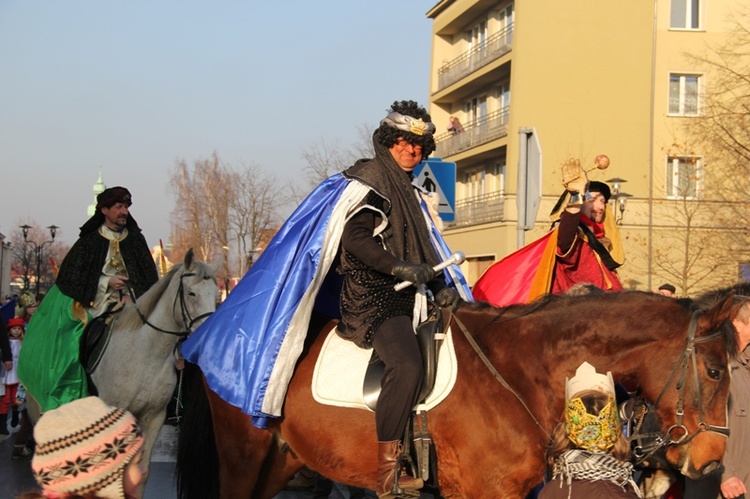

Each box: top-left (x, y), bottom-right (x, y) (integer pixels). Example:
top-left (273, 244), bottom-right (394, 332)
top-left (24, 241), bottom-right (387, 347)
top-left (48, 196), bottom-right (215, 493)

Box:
top-left (362, 303), bottom-right (452, 492)
top-left (363, 305), bottom-right (451, 409)
top-left (79, 303), bottom-right (124, 394)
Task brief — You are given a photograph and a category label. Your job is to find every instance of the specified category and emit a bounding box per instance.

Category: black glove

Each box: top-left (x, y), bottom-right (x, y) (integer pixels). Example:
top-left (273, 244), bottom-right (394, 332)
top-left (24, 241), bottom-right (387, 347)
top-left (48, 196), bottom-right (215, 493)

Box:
top-left (434, 287), bottom-right (459, 308)
top-left (392, 262), bottom-right (434, 287)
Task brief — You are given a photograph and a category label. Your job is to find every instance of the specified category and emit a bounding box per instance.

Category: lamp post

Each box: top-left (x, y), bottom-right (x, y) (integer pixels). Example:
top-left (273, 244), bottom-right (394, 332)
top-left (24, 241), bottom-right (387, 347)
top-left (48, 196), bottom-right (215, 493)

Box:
top-left (606, 177), bottom-right (632, 225)
top-left (20, 224), bottom-right (59, 295)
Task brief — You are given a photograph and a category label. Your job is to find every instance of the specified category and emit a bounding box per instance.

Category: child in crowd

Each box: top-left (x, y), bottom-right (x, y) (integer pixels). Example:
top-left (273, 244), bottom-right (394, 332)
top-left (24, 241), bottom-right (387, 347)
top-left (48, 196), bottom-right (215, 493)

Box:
top-left (1, 317), bottom-right (24, 437)
top-left (17, 396), bottom-right (145, 499)
top-left (539, 361), bottom-right (640, 499)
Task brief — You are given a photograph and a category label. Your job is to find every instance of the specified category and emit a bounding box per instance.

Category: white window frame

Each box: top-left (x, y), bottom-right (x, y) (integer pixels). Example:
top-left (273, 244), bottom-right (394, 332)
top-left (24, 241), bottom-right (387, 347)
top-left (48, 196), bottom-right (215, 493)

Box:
top-left (463, 167), bottom-right (486, 199)
top-left (666, 156), bottom-right (702, 199)
top-left (497, 3), bottom-right (514, 45)
top-left (670, 0), bottom-right (701, 30)
top-left (668, 73), bottom-right (701, 116)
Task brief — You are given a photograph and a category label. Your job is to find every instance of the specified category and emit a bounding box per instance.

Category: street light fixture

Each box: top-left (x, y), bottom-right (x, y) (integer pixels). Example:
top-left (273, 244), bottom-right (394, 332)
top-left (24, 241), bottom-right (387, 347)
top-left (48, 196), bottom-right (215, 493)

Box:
top-left (606, 177), bottom-right (632, 225)
top-left (20, 224), bottom-right (59, 295)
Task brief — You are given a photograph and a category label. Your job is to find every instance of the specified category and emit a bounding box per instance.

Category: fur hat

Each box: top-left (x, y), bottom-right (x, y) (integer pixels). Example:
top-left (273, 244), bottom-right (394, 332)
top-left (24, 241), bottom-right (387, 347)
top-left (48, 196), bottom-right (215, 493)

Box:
top-left (7, 317), bottom-right (25, 329)
top-left (96, 187), bottom-right (132, 210)
top-left (32, 397), bottom-right (144, 499)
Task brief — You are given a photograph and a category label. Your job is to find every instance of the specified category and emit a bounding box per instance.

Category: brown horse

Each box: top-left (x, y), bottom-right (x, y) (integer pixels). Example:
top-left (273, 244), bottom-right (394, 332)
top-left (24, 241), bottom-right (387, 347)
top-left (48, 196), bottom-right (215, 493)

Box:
top-left (176, 291), bottom-right (740, 498)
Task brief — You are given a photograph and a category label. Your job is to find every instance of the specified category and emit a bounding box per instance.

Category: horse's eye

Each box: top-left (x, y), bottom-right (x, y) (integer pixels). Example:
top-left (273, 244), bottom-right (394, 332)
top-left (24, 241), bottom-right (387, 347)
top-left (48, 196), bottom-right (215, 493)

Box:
top-left (707, 368), bottom-right (722, 380)
top-left (188, 291), bottom-right (197, 297)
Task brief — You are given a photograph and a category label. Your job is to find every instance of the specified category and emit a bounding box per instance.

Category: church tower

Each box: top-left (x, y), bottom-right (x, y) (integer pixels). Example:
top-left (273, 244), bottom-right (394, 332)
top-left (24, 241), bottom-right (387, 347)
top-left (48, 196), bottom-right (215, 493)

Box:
top-left (87, 168), bottom-right (106, 217)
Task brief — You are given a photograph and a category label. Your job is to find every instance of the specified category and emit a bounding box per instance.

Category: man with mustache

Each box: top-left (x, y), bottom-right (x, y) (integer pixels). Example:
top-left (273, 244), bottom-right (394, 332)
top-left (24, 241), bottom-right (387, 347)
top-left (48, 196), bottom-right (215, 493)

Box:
top-left (19, 186), bottom-right (158, 412)
top-left (552, 159), bottom-right (624, 293)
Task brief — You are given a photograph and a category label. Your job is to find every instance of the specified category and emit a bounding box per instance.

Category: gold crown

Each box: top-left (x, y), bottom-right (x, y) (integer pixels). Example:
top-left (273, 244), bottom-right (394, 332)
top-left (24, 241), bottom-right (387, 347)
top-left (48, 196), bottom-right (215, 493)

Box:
top-left (564, 396), bottom-right (619, 452)
top-left (410, 118), bottom-right (428, 136)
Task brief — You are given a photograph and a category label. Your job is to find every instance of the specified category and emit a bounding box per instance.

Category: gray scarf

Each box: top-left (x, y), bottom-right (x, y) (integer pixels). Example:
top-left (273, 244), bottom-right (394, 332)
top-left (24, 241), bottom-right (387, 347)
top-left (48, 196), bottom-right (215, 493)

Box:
top-left (552, 449), bottom-right (641, 498)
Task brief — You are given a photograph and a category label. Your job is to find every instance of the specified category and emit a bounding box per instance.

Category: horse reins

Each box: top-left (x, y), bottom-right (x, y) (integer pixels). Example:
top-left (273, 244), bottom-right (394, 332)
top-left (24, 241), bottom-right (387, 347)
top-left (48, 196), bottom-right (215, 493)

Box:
top-left (451, 309), bottom-right (730, 452)
top-left (126, 271), bottom-right (214, 338)
top-left (450, 312), bottom-right (552, 441)
top-left (629, 310), bottom-right (730, 463)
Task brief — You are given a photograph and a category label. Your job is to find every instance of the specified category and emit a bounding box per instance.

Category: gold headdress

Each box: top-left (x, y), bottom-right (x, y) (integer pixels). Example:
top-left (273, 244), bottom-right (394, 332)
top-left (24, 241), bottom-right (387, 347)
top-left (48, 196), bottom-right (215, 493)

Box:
top-left (564, 362), bottom-right (620, 452)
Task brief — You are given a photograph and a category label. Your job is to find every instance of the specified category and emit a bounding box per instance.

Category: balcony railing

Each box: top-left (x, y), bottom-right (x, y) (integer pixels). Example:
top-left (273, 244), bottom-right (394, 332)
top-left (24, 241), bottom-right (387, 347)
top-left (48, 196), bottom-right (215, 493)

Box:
top-left (437, 24), bottom-right (514, 91)
top-left (434, 107), bottom-right (509, 158)
top-left (446, 191), bottom-right (505, 229)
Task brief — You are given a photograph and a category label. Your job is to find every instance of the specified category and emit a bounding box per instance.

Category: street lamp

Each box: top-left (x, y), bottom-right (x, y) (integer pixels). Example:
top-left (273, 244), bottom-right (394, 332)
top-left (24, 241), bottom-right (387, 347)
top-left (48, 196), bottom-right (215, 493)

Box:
top-left (606, 177), bottom-right (632, 225)
top-left (20, 224), bottom-right (58, 295)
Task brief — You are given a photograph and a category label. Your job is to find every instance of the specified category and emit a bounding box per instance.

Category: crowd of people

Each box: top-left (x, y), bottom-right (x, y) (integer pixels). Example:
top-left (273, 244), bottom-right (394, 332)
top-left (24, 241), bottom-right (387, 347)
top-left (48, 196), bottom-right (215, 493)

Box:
top-left (1, 99), bottom-right (748, 499)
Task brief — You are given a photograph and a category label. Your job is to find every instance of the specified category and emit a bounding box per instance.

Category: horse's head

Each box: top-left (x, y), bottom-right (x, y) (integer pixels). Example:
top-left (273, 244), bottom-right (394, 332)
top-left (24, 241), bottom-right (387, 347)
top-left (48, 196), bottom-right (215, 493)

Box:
top-left (172, 248), bottom-right (220, 332)
top-left (642, 294), bottom-right (737, 479)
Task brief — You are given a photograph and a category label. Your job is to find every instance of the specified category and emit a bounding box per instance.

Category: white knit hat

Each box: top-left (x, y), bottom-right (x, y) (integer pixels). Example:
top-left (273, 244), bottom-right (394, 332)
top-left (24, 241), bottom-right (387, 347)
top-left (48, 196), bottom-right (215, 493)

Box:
top-left (32, 397), bottom-right (144, 499)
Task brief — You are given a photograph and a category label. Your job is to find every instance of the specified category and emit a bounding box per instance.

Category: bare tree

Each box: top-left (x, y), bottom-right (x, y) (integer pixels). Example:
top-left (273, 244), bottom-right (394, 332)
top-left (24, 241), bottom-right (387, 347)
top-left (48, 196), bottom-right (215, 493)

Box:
top-left (300, 124), bottom-right (375, 188)
top-left (228, 165), bottom-right (285, 277)
top-left (170, 152), bottom-right (231, 264)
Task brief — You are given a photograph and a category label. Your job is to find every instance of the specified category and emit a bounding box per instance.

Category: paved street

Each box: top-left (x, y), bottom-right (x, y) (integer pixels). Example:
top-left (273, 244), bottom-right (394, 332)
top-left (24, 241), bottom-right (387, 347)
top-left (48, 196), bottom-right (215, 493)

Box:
top-left (0, 421), bottom-right (374, 499)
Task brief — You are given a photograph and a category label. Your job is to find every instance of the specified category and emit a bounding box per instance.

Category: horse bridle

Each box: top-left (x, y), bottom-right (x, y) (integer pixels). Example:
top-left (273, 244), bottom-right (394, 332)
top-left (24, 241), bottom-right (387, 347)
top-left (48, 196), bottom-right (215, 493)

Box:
top-left (451, 309), bottom-right (730, 454)
top-left (127, 271), bottom-right (214, 338)
top-left (626, 310), bottom-right (730, 465)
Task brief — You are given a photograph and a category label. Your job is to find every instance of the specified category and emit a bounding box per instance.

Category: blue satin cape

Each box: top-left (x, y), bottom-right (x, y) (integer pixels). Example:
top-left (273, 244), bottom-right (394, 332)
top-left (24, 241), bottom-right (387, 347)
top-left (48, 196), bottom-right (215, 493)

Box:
top-left (181, 173), bottom-right (471, 428)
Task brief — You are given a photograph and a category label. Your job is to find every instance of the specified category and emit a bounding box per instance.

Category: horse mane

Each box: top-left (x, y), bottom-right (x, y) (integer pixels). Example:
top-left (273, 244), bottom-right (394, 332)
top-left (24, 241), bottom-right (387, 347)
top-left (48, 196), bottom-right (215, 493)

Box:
top-left (694, 282), bottom-right (750, 309)
top-left (465, 289), bottom-right (740, 357)
top-left (467, 290), bottom-right (693, 324)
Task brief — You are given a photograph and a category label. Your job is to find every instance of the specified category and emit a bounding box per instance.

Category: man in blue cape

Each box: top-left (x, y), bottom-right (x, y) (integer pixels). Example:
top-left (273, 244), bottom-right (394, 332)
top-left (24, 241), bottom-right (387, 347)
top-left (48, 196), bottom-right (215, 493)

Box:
top-left (182, 100), bottom-right (470, 496)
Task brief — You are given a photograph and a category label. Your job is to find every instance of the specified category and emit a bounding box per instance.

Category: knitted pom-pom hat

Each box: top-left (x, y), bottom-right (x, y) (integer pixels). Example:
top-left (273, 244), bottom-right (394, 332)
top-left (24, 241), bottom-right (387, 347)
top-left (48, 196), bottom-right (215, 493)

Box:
top-left (31, 397), bottom-right (144, 499)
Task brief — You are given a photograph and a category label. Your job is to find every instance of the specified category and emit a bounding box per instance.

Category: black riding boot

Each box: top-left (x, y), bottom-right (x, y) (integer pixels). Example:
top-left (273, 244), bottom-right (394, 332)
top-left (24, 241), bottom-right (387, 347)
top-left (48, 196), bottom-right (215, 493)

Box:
top-left (11, 408), bottom-right (19, 428)
top-left (0, 413), bottom-right (8, 436)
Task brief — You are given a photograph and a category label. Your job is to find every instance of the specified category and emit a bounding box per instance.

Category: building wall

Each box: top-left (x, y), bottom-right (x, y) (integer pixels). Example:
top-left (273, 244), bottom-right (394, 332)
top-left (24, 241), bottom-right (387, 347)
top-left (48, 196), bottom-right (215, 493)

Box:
top-left (427, 0), bottom-right (743, 295)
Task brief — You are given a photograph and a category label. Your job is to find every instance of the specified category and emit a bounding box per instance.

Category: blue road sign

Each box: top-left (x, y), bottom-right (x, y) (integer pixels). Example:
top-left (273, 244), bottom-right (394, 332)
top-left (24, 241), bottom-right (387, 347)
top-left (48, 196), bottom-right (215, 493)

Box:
top-left (414, 158), bottom-right (456, 222)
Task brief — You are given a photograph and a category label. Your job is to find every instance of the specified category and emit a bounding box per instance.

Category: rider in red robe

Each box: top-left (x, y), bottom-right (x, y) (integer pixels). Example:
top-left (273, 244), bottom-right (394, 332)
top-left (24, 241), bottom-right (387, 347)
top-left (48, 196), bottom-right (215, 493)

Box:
top-left (473, 157), bottom-right (624, 305)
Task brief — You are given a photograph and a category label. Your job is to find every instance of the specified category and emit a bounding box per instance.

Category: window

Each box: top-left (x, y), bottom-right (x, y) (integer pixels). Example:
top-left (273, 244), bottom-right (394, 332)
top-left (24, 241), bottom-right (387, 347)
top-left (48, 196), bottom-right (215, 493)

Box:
top-left (497, 4), bottom-right (514, 45)
top-left (465, 96), bottom-right (488, 126)
top-left (670, 0), bottom-right (700, 29)
top-left (466, 20), bottom-right (487, 52)
top-left (463, 168), bottom-right (486, 199)
top-left (668, 74), bottom-right (700, 116)
top-left (666, 156), bottom-right (701, 198)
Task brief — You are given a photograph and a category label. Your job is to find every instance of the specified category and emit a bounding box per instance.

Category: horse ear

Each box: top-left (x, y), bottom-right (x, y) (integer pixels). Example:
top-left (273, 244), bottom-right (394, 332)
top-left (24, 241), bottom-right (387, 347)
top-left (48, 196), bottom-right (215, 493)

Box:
top-left (700, 291), bottom-right (736, 332)
top-left (184, 248), bottom-right (195, 271)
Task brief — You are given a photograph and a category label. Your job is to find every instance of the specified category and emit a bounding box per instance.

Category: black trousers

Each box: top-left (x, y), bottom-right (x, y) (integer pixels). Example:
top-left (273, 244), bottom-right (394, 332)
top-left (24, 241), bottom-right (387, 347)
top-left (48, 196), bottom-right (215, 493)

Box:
top-left (371, 315), bottom-right (424, 442)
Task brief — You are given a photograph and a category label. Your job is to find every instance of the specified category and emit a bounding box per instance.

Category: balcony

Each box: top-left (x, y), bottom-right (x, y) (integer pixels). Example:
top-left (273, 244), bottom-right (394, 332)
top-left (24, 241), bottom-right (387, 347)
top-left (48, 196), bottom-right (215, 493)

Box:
top-left (437, 24), bottom-right (513, 91)
top-left (434, 107), bottom-right (509, 158)
top-left (446, 191), bottom-right (505, 229)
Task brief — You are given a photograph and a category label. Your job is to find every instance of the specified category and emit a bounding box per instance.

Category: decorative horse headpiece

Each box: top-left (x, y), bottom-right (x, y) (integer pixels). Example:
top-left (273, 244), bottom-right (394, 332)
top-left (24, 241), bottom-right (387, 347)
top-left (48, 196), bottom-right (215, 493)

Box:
top-left (564, 361), bottom-right (619, 452)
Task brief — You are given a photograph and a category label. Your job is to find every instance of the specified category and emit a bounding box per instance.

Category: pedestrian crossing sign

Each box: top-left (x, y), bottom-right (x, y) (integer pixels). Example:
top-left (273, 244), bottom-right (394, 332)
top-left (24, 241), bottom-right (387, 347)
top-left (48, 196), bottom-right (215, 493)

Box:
top-left (413, 158), bottom-right (456, 222)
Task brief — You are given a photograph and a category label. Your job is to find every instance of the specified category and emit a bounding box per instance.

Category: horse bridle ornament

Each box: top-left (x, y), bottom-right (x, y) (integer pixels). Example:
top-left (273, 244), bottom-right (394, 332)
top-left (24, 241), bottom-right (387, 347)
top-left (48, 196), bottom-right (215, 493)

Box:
top-left (127, 271), bottom-right (214, 338)
top-left (627, 310), bottom-right (729, 465)
top-left (451, 309), bottom-right (729, 457)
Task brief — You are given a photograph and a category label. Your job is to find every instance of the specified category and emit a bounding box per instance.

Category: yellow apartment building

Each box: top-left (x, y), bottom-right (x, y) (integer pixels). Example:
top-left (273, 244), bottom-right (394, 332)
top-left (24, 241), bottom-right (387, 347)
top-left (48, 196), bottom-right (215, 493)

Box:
top-left (426, 0), bottom-right (749, 296)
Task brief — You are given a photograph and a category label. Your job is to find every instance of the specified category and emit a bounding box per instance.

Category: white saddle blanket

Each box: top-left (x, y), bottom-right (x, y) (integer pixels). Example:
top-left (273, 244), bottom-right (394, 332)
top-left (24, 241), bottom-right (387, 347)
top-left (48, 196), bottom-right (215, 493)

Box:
top-left (312, 327), bottom-right (458, 412)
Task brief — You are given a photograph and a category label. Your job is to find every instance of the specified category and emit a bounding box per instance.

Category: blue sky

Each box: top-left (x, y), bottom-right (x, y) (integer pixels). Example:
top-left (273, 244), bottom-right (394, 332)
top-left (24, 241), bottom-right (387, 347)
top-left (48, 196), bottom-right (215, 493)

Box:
top-left (0, 1), bottom-right (435, 246)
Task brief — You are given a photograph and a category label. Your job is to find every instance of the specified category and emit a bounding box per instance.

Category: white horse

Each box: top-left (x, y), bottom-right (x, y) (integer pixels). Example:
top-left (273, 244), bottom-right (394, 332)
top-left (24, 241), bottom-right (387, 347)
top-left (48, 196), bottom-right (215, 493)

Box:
top-left (26, 249), bottom-right (219, 496)
top-left (89, 248), bottom-right (219, 493)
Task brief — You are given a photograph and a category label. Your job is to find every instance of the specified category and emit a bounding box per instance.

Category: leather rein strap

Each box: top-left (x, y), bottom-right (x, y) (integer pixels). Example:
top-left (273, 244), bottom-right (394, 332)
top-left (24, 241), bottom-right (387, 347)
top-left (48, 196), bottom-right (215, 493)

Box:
top-left (126, 271), bottom-right (213, 338)
top-left (451, 312), bottom-right (551, 440)
top-left (451, 308), bottom-right (730, 449)
top-left (650, 311), bottom-right (730, 443)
